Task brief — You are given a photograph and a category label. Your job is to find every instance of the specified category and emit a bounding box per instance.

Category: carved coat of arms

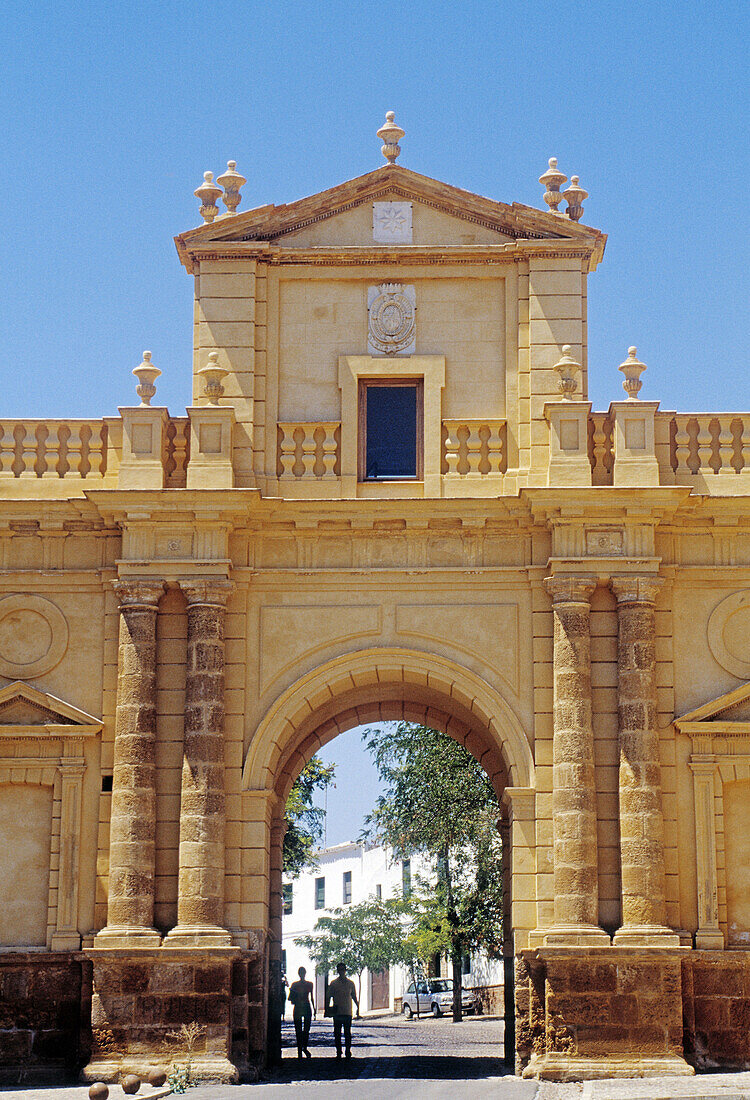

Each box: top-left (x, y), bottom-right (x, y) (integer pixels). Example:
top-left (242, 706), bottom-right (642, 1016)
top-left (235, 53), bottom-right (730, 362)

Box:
top-left (367, 283), bottom-right (416, 356)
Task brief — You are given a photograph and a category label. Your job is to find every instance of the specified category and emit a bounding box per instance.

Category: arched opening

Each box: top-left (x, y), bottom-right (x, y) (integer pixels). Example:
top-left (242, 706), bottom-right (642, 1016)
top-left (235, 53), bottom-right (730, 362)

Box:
top-left (242, 648), bottom-right (534, 1075)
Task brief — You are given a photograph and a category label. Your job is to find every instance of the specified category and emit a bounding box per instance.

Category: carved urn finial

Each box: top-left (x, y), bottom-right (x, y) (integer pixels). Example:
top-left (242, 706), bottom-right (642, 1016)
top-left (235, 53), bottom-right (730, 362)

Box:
top-left (132, 351), bottom-right (161, 406)
top-left (217, 160), bottom-right (246, 216)
top-left (377, 111), bottom-right (405, 165)
top-left (539, 157), bottom-right (568, 215)
top-left (553, 345), bottom-right (581, 400)
top-left (619, 346), bottom-right (647, 400)
top-left (197, 351), bottom-right (229, 405)
top-left (194, 171), bottom-right (223, 223)
top-left (563, 175), bottom-right (588, 222)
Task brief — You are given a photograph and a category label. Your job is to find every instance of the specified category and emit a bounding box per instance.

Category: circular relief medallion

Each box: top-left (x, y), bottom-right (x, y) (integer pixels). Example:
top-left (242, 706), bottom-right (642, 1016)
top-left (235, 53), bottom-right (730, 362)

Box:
top-left (707, 590), bottom-right (750, 680)
top-left (0, 595), bottom-right (69, 678)
top-left (368, 284), bottom-right (416, 355)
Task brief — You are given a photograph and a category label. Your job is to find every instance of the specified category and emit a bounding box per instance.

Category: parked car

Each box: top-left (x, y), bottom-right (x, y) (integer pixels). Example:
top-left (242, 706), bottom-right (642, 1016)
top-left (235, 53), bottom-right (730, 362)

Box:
top-left (402, 978), bottom-right (475, 1018)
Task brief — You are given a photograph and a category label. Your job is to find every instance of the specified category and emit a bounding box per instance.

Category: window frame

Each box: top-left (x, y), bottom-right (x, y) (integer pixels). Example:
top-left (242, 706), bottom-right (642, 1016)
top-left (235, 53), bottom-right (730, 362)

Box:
top-left (314, 876), bottom-right (325, 910)
top-left (282, 882), bottom-right (293, 916)
top-left (357, 378), bottom-right (424, 483)
top-left (342, 869), bottom-right (352, 905)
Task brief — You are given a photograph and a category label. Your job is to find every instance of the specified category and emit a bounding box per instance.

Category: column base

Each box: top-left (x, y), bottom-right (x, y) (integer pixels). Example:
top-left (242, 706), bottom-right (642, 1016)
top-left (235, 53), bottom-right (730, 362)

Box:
top-left (82, 1055), bottom-right (239, 1085)
top-left (93, 925), bottom-right (162, 948)
top-left (613, 924), bottom-right (680, 947)
top-left (695, 929), bottom-right (725, 949)
top-left (542, 924), bottom-right (612, 946)
top-left (162, 924), bottom-right (232, 947)
top-left (522, 1053), bottom-right (694, 1081)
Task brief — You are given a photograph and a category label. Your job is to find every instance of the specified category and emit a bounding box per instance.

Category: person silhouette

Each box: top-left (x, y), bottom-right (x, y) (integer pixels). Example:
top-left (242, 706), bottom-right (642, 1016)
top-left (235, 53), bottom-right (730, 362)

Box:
top-left (326, 961), bottom-right (360, 1059)
top-left (288, 966), bottom-right (316, 1059)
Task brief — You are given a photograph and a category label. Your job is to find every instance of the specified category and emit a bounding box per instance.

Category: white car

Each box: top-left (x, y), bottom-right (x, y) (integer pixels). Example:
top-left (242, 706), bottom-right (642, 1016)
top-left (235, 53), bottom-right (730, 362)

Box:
top-left (402, 978), bottom-right (475, 1018)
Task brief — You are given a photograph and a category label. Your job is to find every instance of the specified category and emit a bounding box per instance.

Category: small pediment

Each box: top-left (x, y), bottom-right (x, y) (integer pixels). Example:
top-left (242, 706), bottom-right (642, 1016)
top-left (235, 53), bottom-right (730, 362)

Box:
top-left (676, 681), bottom-right (750, 728)
top-left (0, 681), bottom-right (101, 731)
top-left (175, 165), bottom-right (606, 269)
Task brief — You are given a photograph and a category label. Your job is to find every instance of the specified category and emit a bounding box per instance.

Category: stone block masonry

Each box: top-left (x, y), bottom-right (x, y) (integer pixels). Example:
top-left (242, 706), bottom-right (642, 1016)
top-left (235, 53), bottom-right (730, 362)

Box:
top-left (682, 951), bottom-right (750, 1069)
top-left (0, 953), bottom-right (91, 1084)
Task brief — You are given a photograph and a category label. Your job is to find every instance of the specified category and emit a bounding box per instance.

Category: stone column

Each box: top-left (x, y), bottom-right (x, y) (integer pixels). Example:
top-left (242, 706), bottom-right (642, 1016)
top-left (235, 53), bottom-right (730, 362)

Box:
top-left (95, 578), bottom-right (164, 946)
top-left (611, 575), bottom-right (678, 945)
top-left (165, 578), bottom-right (234, 946)
top-left (543, 575), bottom-right (609, 944)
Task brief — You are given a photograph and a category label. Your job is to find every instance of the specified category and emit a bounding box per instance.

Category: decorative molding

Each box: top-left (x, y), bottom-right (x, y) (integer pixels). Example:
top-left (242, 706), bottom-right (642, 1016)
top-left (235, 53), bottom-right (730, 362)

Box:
top-left (0, 681), bottom-right (100, 951)
top-left (707, 590), bottom-right (750, 680)
top-left (373, 201), bottom-right (412, 244)
top-left (543, 574), bottom-right (597, 604)
top-left (0, 594), bottom-right (69, 679)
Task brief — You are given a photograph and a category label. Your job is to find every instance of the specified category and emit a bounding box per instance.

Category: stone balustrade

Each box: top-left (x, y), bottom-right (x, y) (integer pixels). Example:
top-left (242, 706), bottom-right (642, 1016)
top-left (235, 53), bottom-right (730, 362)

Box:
top-left (442, 419), bottom-right (507, 476)
top-left (277, 422), bottom-right (340, 480)
top-left (0, 420), bottom-right (109, 479)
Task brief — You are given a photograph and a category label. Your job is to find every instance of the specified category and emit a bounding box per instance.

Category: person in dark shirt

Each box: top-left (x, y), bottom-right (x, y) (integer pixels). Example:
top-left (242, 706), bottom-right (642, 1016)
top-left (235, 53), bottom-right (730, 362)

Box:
top-left (288, 966), bottom-right (316, 1059)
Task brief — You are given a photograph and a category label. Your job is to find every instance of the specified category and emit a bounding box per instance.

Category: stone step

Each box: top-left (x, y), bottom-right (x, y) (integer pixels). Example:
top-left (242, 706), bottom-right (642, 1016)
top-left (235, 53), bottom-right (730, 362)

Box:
top-left (583, 1072), bottom-right (750, 1100)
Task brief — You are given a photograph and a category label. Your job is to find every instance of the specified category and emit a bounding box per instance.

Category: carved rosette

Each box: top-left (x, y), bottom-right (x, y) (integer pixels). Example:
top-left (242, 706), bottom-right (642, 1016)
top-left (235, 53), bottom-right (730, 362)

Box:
top-left (367, 283), bottom-right (416, 356)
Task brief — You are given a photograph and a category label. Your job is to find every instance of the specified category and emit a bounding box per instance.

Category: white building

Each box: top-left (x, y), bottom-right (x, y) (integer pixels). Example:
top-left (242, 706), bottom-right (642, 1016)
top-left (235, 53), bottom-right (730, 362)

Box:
top-left (281, 842), bottom-right (504, 1014)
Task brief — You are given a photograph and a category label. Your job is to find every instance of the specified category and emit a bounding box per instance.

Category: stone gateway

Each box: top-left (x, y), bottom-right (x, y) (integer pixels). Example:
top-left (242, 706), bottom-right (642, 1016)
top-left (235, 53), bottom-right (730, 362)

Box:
top-left (0, 115), bottom-right (749, 1082)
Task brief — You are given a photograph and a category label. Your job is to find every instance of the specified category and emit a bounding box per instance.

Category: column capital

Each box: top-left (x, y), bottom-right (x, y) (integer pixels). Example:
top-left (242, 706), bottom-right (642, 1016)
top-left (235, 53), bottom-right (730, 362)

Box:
top-left (543, 574), bottom-right (597, 605)
top-left (179, 577), bottom-right (235, 608)
top-left (112, 577), bottom-right (165, 610)
top-left (611, 574), bottom-right (663, 605)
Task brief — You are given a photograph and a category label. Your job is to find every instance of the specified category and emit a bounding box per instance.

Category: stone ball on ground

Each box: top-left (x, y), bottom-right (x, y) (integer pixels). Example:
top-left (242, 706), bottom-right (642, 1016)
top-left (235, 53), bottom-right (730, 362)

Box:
top-left (146, 1068), bottom-right (167, 1087)
top-left (120, 1075), bottom-right (141, 1095)
top-left (88, 1085), bottom-right (109, 1100)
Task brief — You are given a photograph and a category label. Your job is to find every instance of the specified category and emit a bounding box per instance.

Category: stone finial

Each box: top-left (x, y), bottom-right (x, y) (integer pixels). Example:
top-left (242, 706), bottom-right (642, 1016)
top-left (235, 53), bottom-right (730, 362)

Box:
top-left (619, 346), bottom-right (647, 400)
top-left (194, 171), bottom-right (223, 223)
top-left (563, 175), bottom-right (588, 222)
top-left (377, 111), bottom-right (405, 165)
top-left (539, 157), bottom-right (568, 215)
top-left (217, 160), bottom-right (246, 216)
top-left (132, 351), bottom-right (161, 406)
top-left (197, 350), bottom-right (229, 404)
top-left (553, 345), bottom-right (581, 399)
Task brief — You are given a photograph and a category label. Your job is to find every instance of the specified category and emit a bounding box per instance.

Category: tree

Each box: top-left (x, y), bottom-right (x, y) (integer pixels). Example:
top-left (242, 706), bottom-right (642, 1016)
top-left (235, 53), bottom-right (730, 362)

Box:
top-left (361, 722), bottom-right (504, 1021)
top-left (283, 755), bottom-right (336, 878)
top-left (295, 897), bottom-right (406, 1001)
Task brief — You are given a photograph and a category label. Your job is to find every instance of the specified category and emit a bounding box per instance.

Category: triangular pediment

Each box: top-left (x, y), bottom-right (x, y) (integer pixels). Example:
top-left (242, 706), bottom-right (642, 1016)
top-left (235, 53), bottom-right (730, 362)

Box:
top-left (0, 681), bottom-right (101, 729)
top-left (676, 681), bottom-right (750, 727)
top-left (176, 165), bottom-right (605, 265)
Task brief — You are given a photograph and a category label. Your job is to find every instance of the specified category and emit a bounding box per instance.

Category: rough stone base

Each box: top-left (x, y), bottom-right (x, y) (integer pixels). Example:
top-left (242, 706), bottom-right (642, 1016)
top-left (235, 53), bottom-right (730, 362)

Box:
top-left (82, 946), bottom-right (257, 1083)
top-left (0, 951), bottom-right (91, 1085)
top-left (523, 1053), bottom-right (694, 1081)
top-left (517, 947), bottom-right (693, 1080)
top-left (682, 950), bottom-right (750, 1070)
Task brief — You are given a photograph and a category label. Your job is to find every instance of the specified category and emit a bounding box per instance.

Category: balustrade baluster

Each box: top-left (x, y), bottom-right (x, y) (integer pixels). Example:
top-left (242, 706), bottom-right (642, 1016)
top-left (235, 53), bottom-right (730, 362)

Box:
top-left (466, 424), bottom-right (482, 475)
top-left (18, 424), bottom-right (38, 478)
top-left (718, 417), bottom-right (734, 475)
top-left (42, 425), bottom-right (62, 477)
top-left (696, 418), bottom-right (713, 474)
top-left (278, 426), bottom-right (297, 477)
top-left (65, 425), bottom-right (84, 477)
top-left (444, 425), bottom-right (462, 476)
top-left (674, 416), bottom-right (691, 477)
top-left (0, 424), bottom-right (15, 476)
top-left (321, 425), bottom-right (338, 478)
top-left (301, 428), bottom-right (317, 478)
top-left (740, 420), bottom-right (750, 473)
top-left (486, 425), bottom-right (504, 474)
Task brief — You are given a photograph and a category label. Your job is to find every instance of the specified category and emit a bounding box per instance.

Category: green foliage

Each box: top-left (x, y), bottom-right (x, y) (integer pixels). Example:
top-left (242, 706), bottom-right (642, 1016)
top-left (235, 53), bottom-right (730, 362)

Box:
top-left (283, 755), bottom-right (336, 878)
top-left (295, 896), bottom-right (406, 984)
top-left (361, 722), bottom-right (505, 1017)
top-left (361, 722), bottom-right (498, 858)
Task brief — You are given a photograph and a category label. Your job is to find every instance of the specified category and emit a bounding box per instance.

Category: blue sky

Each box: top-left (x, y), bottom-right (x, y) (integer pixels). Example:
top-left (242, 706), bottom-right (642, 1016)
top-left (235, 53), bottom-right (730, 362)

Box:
top-left (3, 0), bottom-right (748, 841)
